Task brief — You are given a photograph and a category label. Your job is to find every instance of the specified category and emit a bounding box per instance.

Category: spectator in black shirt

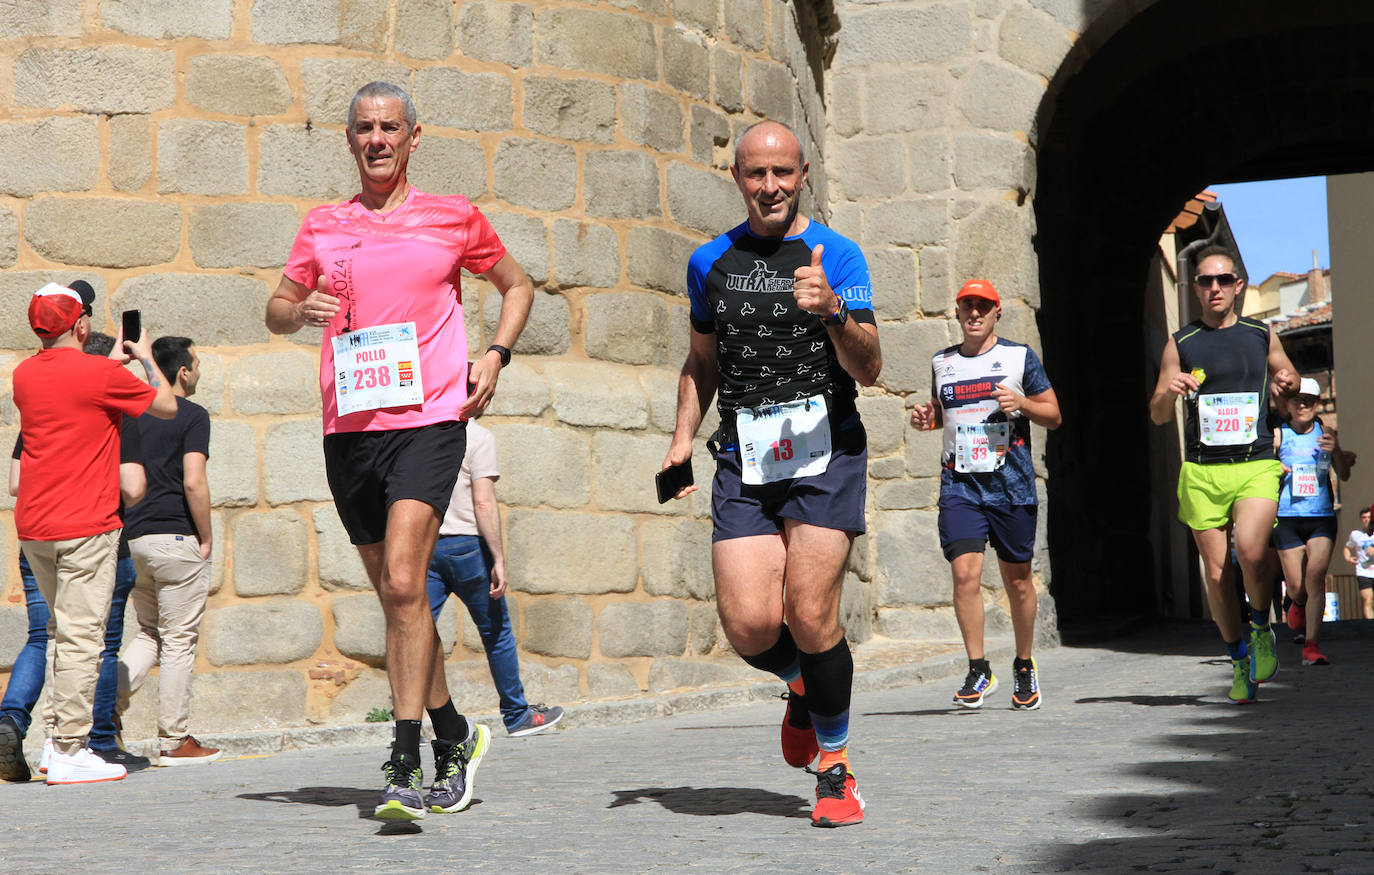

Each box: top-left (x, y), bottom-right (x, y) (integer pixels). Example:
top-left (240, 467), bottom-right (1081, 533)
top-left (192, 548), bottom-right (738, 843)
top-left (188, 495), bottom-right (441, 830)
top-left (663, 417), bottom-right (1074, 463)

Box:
top-left (115, 336), bottom-right (219, 766)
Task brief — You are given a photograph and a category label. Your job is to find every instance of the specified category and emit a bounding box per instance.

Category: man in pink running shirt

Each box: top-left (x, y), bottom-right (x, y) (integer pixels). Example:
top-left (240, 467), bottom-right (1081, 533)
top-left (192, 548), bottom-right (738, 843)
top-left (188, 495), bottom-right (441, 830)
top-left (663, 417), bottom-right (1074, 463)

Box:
top-left (266, 81), bottom-right (533, 821)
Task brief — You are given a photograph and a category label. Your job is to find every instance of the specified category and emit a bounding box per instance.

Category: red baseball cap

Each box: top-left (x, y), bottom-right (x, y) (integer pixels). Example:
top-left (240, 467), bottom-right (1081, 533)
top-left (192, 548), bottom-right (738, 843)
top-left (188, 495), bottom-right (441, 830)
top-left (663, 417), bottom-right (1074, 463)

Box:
top-left (956, 278), bottom-right (1000, 305)
top-left (28, 282), bottom-right (86, 338)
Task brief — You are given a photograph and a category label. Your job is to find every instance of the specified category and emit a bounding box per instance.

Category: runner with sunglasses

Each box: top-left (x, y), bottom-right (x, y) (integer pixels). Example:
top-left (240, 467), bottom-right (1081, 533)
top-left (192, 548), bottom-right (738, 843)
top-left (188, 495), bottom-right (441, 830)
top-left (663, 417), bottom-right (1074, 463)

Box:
top-left (1150, 244), bottom-right (1299, 703)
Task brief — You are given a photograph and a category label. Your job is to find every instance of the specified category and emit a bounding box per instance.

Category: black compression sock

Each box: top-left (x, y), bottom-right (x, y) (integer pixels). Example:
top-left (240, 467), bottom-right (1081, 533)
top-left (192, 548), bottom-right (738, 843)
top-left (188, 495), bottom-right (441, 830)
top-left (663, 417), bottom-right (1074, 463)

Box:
top-left (1013, 657), bottom-right (1034, 671)
top-left (427, 699), bottom-right (469, 744)
top-left (392, 719), bottom-right (422, 762)
top-left (970, 658), bottom-right (992, 676)
top-left (738, 623), bottom-right (802, 681)
top-left (798, 638), bottom-right (854, 722)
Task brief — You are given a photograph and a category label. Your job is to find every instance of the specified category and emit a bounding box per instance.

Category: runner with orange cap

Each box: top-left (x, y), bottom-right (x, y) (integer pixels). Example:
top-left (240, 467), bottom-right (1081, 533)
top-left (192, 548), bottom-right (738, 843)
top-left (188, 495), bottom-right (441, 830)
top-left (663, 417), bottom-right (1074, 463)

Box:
top-left (910, 279), bottom-right (1061, 710)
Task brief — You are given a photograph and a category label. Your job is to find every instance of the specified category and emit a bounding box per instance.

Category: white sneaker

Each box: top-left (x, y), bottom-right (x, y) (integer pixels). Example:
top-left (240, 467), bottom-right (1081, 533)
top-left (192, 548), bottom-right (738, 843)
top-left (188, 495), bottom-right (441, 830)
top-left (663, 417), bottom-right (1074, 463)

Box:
top-left (38, 739), bottom-right (52, 774)
top-left (45, 747), bottom-right (127, 785)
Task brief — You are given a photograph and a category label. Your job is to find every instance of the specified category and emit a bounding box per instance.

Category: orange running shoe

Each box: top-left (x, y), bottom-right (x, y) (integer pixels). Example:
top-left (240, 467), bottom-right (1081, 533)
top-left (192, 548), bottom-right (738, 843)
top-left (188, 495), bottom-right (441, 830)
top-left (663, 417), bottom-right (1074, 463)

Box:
top-left (780, 692), bottom-right (818, 768)
top-left (1286, 598), bottom-right (1305, 633)
top-left (808, 762), bottom-right (865, 827)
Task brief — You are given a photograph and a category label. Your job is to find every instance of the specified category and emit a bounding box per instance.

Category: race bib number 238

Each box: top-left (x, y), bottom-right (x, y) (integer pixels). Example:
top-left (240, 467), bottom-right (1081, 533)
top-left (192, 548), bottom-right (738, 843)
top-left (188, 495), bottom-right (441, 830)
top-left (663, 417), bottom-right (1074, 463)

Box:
top-left (332, 322), bottom-right (424, 416)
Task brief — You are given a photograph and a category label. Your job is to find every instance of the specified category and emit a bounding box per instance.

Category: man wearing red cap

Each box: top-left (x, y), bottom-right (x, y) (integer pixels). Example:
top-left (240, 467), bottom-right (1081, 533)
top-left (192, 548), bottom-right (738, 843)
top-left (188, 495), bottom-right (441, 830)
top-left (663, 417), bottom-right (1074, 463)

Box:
top-left (911, 279), bottom-right (1061, 710)
top-left (12, 282), bottom-right (177, 783)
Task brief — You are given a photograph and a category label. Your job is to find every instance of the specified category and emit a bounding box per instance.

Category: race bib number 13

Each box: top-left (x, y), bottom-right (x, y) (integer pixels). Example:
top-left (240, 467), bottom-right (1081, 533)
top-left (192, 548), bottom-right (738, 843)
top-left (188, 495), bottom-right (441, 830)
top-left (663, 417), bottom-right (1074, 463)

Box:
top-left (332, 322), bottom-right (424, 416)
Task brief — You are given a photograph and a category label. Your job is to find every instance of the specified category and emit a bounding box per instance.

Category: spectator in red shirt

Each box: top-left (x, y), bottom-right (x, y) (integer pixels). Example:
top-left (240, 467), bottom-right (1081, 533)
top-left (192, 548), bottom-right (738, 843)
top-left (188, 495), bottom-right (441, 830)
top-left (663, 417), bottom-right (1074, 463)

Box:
top-left (11, 282), bottom-right (176, 785)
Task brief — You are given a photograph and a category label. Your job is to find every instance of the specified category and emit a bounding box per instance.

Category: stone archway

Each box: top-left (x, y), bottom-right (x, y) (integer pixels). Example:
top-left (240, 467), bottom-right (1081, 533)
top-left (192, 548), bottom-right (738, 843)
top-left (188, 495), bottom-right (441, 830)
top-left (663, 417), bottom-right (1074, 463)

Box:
top-left (1034, 0), bottom-right (1374, 626)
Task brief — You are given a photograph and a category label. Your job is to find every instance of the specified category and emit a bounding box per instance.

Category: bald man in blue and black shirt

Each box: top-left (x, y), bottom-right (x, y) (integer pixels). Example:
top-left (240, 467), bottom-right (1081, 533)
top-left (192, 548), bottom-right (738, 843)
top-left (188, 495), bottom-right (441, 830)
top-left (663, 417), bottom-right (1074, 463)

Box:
top-left (662, 120), bottom-right (881, 828)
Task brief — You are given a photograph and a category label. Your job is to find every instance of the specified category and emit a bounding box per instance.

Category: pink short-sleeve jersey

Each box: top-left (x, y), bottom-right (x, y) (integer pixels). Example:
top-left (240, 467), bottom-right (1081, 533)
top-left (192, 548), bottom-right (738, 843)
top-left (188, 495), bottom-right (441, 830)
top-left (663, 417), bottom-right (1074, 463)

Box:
top-left (284, 187), bottom-right (506, 434)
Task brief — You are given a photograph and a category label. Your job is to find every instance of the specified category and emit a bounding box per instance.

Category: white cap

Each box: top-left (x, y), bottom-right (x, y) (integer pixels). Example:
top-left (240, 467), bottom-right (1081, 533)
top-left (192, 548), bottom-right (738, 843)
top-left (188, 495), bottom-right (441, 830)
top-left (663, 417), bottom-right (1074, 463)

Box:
top-left (1297, 377), bottom-right (1320, 398)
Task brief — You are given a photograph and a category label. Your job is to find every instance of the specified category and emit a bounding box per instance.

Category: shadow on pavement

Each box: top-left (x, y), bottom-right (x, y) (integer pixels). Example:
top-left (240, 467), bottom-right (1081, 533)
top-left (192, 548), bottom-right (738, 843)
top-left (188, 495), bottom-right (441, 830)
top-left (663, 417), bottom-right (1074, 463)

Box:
top-left (1037, 623), bottom-right (1374, 870)
top-left (608, 786), bottom-right (809, 819)
top-left (237, 786), bottom-right (380, 819)
top-left (1075, 694), bottom-right (1209, 707)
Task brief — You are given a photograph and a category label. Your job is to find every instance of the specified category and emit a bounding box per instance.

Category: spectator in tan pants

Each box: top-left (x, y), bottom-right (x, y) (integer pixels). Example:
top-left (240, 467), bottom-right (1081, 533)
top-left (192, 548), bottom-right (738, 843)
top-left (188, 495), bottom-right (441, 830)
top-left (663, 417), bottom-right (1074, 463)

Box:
top-left (12, 282), bottom-right (176, 784)
top-left (116, 337), bottom-right (219, 766)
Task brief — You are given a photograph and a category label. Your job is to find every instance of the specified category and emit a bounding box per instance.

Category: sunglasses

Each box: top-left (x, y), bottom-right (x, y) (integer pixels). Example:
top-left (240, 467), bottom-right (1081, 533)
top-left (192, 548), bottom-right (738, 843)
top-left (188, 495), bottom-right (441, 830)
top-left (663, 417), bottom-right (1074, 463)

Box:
top-left (1194, 273), bottom-right (1239, 288)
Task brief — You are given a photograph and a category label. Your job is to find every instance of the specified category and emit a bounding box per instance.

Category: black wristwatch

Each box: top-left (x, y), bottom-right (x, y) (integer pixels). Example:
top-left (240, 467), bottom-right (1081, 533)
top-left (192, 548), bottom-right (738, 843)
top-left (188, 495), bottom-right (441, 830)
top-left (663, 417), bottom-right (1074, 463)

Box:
top-left (487, 344), bottom-right (511, 367)
top-left (823, 298), bottom-right (848, 327)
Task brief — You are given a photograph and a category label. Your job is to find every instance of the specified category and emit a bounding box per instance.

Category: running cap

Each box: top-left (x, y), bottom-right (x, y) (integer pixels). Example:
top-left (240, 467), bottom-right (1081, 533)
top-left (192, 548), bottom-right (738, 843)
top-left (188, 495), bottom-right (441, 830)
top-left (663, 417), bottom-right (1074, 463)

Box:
top-left (28, 282), bottom-right (85, 338)
top-left (1296, 377), bottom-right (1320, 399)
top-left (956, 278), bottom-right (1000, 305)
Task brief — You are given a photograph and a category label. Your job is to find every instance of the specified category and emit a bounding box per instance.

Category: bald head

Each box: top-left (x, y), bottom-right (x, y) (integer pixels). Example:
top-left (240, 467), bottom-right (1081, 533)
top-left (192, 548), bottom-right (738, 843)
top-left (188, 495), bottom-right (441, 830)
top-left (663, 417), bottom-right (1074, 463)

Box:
top-left (733, 121), bottom-right (805, 169)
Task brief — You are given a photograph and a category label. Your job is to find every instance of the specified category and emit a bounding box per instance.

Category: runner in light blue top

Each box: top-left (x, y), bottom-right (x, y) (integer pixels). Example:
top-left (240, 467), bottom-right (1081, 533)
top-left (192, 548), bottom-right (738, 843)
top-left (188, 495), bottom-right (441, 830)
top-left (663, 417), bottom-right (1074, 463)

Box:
top-left (1273, 378), bottom-right (1350, 664)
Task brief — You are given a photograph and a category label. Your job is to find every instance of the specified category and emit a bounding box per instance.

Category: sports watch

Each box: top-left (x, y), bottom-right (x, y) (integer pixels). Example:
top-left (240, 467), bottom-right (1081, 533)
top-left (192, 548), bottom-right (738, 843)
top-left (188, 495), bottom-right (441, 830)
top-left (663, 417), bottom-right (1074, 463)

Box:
top-left (487, 344), bottom-right (511, 367)
top-left (823, 297), bottom-right (848, 327)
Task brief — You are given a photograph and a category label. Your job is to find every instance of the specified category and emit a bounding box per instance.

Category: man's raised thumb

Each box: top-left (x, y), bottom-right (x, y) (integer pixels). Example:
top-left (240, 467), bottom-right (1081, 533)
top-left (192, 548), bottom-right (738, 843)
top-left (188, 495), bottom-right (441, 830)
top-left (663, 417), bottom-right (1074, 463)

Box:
top-left (811, 243), bottom-right (824, 268)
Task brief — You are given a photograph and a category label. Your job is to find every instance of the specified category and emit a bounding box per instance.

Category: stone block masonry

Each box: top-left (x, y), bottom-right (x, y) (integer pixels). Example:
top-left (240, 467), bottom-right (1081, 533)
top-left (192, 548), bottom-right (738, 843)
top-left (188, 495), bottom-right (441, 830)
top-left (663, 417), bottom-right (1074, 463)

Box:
top-left (0, 0), bottom-right (1076, 739)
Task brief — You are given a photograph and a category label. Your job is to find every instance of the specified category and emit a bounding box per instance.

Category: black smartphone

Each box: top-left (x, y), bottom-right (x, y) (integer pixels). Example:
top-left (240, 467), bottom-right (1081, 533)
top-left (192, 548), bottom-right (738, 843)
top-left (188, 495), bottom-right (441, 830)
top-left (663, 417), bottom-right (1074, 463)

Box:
top-left (655, 459), bottom-right (694, 504)
top-left (121, 309), bottom-right (141, 345)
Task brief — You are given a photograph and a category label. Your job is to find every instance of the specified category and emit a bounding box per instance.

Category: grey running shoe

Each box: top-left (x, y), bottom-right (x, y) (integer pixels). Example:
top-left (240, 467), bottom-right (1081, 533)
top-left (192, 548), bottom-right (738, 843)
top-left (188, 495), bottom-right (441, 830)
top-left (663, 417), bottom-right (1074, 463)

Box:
top-left (374, 754), bottom-right (426, 821)
top-left (508, 703), bottom-right (564, 737)
top-left (0, 715), bottom-right (30, 783)
top-left (428, 723), bottom-right (490, 813)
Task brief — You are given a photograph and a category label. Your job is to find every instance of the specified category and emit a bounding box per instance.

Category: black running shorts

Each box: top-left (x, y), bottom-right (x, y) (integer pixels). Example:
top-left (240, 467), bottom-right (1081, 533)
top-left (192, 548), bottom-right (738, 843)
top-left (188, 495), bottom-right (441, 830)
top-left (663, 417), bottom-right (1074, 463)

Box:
top-left (323, 420), bottom-right (467, 545)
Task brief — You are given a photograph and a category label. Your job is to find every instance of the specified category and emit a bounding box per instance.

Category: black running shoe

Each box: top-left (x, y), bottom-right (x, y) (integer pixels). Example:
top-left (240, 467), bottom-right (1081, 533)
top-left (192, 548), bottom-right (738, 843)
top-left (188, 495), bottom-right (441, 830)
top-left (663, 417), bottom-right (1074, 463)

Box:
top-left (1011, 658), bottom-right (1041, 710)
top-left (92, 747), bottom-right (152, 772)
top-left (953, 667), bottom-right (998, 709)
top-left (0, 715), bottom-right (30, 782)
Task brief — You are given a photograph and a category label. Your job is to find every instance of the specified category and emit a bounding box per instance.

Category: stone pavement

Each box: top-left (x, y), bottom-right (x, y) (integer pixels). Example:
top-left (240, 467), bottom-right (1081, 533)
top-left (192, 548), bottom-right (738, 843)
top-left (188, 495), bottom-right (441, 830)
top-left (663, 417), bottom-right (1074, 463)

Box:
top-left (2, 620), bottom-right (1373, 873)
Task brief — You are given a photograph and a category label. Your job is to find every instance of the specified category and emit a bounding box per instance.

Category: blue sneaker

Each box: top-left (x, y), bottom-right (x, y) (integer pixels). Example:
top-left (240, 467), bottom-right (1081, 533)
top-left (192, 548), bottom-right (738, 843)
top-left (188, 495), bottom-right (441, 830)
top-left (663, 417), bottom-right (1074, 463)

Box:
top-left (508, 704), bottom-right (564, 737)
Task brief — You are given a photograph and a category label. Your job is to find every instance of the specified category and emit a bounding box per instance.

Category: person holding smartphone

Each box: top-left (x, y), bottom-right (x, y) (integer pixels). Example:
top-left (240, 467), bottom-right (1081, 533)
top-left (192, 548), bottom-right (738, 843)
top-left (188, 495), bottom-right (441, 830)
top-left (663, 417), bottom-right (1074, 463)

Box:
top-left (662, 120), bottom-right (881, 828)
top-left (10, 281), bottom-right (177, 784)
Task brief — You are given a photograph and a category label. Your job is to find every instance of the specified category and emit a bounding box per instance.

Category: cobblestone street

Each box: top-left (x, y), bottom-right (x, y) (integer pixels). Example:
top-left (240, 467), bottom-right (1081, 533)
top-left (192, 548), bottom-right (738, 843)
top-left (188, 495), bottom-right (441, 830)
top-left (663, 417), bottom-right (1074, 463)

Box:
top-left (3, 620), bottom-right (1372, 873)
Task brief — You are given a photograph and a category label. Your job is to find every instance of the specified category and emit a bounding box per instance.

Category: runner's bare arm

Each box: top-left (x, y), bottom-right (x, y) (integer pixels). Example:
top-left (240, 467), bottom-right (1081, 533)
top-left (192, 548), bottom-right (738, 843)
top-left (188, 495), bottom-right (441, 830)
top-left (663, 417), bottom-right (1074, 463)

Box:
top-left (1149, 337), bottom-right (1196, 425)
top-left (266, 274), bottom-right (340, 334)
top-left (1267, 328), bottom-right (1299, 396)
top-left (662, 329), bottom-right (719, 498)
top-left (471, 474), bottom-right (507, 598)
top-left (462, 253), bottom-right (534, 418)
top-left (1327, 429), bottom-right (1352, 481)
top-left (992, 386), bottom-right (1062, 430)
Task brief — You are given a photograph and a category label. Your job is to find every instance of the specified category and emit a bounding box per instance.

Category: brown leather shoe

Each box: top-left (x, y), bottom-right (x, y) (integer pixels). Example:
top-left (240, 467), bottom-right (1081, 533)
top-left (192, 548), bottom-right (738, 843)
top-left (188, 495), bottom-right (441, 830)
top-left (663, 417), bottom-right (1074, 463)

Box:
top-left (158, 736), bottom-right (223, 767)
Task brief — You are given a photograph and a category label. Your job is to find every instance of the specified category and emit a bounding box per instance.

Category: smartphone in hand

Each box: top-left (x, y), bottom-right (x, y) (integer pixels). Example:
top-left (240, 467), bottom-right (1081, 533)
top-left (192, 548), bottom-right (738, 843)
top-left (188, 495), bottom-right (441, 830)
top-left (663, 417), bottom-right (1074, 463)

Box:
top-left (121, 309), bottom-right (141, 345)
top-left (655, 459), bottom-right (693, 504)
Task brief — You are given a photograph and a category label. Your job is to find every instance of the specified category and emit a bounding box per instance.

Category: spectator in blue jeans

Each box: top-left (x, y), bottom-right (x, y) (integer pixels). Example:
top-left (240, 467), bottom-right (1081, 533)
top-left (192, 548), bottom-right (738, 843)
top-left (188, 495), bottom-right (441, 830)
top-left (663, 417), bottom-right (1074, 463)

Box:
top-left (427, 421), bottom-right (562, 737)
top-left (0, 329), bottom-right (152, 781)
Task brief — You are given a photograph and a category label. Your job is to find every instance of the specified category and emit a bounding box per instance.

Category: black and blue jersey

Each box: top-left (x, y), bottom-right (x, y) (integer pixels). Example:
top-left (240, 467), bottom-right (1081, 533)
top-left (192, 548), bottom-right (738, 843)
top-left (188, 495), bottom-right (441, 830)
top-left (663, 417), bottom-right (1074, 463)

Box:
top-left (687, 220), bottom-right (874, 418)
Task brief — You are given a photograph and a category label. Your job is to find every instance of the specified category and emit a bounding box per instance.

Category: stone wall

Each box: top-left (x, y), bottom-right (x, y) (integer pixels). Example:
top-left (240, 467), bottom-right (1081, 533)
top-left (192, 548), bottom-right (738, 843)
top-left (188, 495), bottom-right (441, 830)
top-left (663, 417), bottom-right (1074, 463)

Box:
top-left (0, 0), bottom-right (836, 733)
top-left (0, 0), bottom-right (1126, 734)
top-left (820, 0), bottom-right (1120, 639)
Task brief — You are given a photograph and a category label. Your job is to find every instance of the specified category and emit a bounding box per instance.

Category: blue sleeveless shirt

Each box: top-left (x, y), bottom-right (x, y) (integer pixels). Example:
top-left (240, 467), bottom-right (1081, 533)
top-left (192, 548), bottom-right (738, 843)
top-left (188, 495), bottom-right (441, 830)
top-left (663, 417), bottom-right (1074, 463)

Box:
top-left (1277, 420), bottom-right (1333, 517)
